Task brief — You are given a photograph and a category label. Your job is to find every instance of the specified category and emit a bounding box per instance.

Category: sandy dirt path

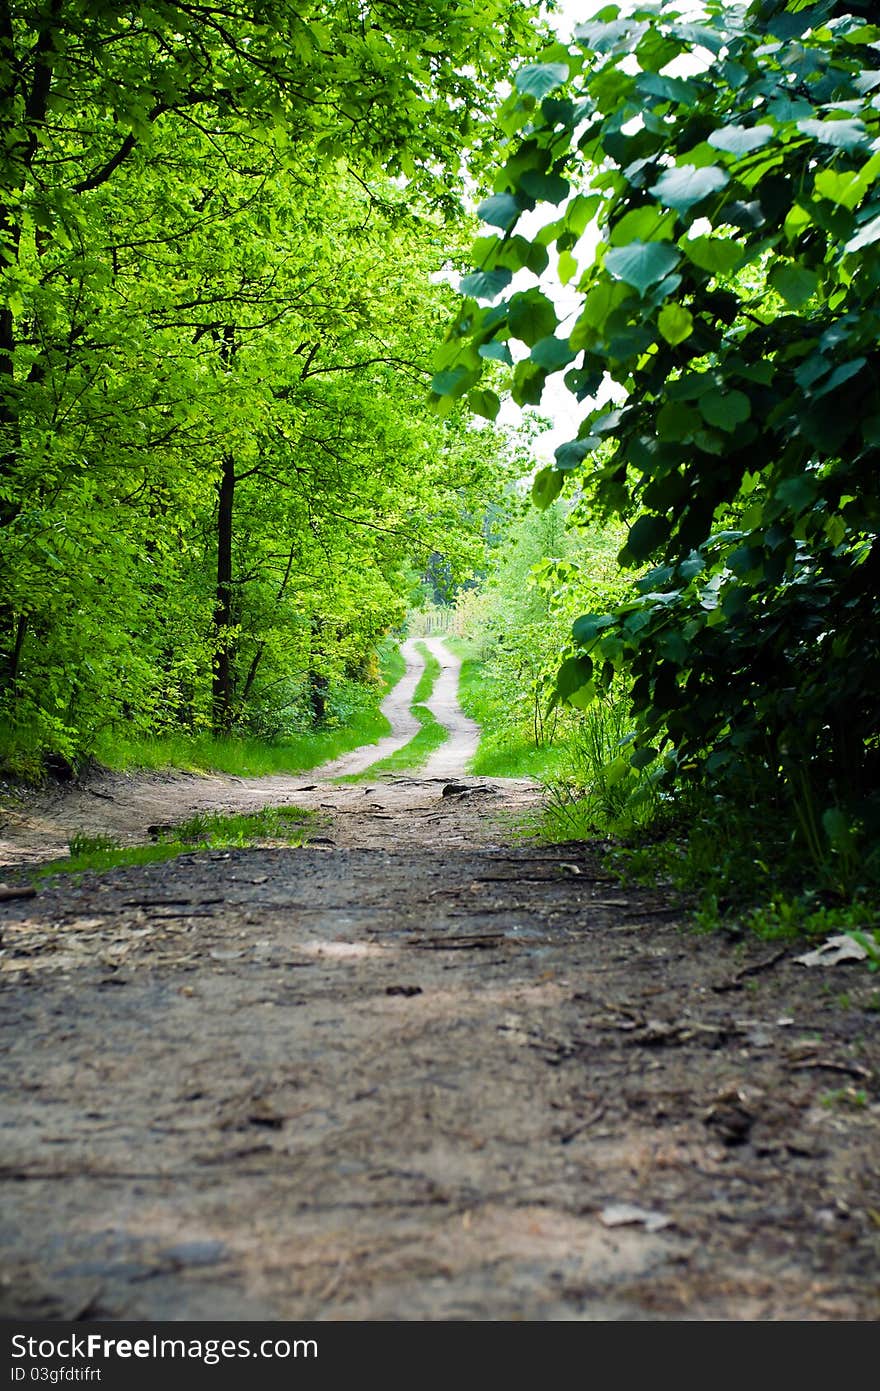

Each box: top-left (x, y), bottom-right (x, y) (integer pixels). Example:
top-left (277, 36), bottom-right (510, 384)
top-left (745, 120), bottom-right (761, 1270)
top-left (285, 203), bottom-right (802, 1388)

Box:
top-left (0, 643), bottom-right (878, 1321)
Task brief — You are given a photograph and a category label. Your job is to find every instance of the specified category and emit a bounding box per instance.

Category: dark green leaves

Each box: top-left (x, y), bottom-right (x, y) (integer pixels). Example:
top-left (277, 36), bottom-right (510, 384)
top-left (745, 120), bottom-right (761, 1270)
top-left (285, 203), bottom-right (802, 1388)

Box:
top-left (532, 466), bottom-right (564, 510)
top-left (507, 289), bottom-right (558, 346)
top-left (476, 193), bottom-right (523, 230)
top-left (459, 268), bottom-right (512, 300)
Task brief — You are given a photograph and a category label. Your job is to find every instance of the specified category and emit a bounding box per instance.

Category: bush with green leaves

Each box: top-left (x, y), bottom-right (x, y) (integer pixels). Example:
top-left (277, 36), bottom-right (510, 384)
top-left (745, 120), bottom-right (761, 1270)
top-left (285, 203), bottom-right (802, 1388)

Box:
top-left (434, 0), bottom-right (880, 878)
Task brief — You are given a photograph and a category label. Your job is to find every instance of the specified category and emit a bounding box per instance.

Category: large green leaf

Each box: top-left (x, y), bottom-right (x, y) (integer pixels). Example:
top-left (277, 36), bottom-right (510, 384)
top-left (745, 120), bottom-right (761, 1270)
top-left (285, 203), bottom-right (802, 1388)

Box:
top-left (507, 289), bottom-right (558, 346)
top-left (650, 164), bottom-right (729, 211)
top-left (657, 303), bottom-right (694, 345)
top-left (708, 124), bottom-right (774, 155)
top-left (769, 262), bottom-right (819, 308)
top-left (532, 466), bottom-right (564, 511)
top-left (681, 235), bottom-right (743, 274)
top-left (796, 118), bottom-right (868, 148)
top-left (514, 62), bottom-right (570, 99)
top-left (459, 268), bottom-right (512, 300)
top-left (623, 513), bottom-right (670, 562)
top-left (698, 389), bottom-right (751, 430)
top-left (476, 193), bottom-right (522, 229)
top-left (604, 241), bottom-right (680, 295)
top-left (556, 655), bottom-right (594, 702)
top-left (531, 335), bottom-right (577, 371)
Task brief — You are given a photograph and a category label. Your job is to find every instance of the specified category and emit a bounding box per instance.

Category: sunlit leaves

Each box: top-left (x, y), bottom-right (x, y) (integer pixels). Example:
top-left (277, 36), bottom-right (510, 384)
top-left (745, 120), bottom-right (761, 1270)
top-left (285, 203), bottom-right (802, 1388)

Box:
top-left (649, 164), bottom-right (729, 211)
top-left (657, 303), bottom-right (693, 345)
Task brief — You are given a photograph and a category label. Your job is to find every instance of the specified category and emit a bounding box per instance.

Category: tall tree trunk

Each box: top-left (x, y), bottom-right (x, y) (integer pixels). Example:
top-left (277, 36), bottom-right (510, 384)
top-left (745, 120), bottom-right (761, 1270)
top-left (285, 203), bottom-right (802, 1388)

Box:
top-left (212, 452), bottom-right (235, 734)
top-left (307, 616), bottom-right (328, 725)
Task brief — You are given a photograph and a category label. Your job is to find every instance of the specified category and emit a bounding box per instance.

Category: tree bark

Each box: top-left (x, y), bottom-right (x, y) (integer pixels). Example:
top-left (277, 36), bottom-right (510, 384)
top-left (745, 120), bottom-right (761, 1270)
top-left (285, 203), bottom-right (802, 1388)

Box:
top-left (212, 452), bottom-right (236, 734)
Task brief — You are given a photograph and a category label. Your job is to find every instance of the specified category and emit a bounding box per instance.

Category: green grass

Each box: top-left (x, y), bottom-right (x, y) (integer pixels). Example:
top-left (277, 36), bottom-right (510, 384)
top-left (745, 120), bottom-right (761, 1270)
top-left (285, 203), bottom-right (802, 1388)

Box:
top-left (33, 804), bottom-right (321, 880)
top-left (3, 641), bottom-right (407, 783)
top-left (447, 638), bottom-right (568, 780)
top-left (337, 639), bottom-right (448, 780)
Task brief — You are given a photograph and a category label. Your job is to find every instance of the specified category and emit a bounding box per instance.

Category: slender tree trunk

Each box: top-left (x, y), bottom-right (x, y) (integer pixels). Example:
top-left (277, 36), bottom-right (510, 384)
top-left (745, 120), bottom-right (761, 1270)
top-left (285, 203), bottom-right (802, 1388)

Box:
top-left (212, 452), bottom-right (235, 734)
top-left (307, 616), bottom-right (328, 725)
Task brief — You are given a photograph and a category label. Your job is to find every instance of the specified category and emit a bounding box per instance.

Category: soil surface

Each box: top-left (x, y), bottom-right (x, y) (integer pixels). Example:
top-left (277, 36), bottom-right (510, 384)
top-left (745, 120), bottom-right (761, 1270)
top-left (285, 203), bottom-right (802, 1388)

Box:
top-left (1, 642), bottom-right (878, 1321)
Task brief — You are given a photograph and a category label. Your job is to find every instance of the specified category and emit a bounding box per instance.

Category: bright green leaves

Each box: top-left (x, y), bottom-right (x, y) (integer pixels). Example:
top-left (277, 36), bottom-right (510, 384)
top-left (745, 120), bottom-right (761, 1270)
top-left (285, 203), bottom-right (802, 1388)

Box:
top-left (604, 241), bottom-right (680, 296)
top-left (649, 164), bottom-right (729, 212)
top-left (609, 205), bottom-right (677, 246)
top-left (657, 303), bottom-right (693, 345)
top-left (814, 169), bottom-right (871, 211)
top-left (507, 288), bottom-right (558, 346)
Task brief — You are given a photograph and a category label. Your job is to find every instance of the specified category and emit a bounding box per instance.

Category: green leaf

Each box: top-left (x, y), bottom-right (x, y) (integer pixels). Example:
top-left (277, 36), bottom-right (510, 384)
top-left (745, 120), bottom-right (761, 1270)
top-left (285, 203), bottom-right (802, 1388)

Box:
top-left (630, 746), bottom-right (658, 770)
top-left (507, 289), bottom-right (558, 346)
top-left (459, 268), bottom-right (512, 300)
top-left (477, 193), bottom-right (522, 229)
top-left (572, 613), bottom-right (615, 645)
top-left (610, 205), bottom-right (676, 247)
top-left (531, 335), bottom-right (577, 371)
top-left (623, 514), bottom-right (670, 562)
top-left (520, 169), bottom-right (570, 204)
top-left (657, 401), bottom-right (701, 441)
top-left (769, 262), bottom-right (819, 308)
top-left (649, 164), bottom-right (729, 211)
top-left (556, 655), bottom-right (594, 702)
top-left (605, 241), bottom-right (680, 296)
top-left (431, 364), bottom-right (476, 398)
top-left (776, 475), bottom-right (819, 514)
top-left (467, 388), bottom-right (500, 421)
top-left (554, 439), bottom-right (594, 470)
top-left (708, 124), bottom-right (774, 156)
top-left (796, 118), bottom-right (868, 149)
top-left (657, 303), bottom-right (693, 345)
top-left (813, 358), bottom-right (867, 398)
top-left (814, 169), bottom-right (869, 211)
top-left (558, 248), bottom-right (578, 284)
top-left (845, 213), bottom-right (880, 253)
top-left (532, 466), bottom-right (564, 511)
top-left (514, 62), bottom-right (570, 100)
top-left (681, 235), bottom-right (742, 275)
top-left (698, 389), bottom-right (751, 431)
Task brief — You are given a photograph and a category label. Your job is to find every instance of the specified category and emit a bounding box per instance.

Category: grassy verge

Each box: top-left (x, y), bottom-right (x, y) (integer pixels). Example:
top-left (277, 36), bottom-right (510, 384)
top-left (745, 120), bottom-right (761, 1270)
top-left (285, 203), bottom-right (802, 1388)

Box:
top-left (2, 641), bottom-right (407, 783)
top-left (446, 637), bottom-right (569, 780)
top-left (337, 640), bottom-right (448, 780)
top-left (32, 804), bottom-right (321, 880)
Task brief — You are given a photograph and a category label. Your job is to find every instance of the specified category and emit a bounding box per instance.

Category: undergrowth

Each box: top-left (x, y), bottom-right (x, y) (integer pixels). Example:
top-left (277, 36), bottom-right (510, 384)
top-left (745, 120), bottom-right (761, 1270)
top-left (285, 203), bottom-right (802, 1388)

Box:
top-left (2, 641), bottom-right (406, 783)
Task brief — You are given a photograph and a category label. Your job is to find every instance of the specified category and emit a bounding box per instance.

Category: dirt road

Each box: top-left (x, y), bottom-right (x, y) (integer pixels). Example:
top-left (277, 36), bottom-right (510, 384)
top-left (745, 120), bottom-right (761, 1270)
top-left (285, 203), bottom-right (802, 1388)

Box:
top-left (1, 642), bottom-right (878, 1320)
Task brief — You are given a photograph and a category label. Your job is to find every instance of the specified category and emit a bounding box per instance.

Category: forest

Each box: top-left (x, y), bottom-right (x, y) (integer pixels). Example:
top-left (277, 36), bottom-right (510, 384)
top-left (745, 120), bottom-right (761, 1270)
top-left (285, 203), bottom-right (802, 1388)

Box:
top-left (3, 0), bottom-right (880, 940)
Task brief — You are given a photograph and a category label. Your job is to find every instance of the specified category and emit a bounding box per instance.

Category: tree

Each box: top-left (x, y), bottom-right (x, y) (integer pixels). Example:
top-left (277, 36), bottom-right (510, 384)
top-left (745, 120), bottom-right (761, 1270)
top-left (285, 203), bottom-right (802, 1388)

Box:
top-left (436, 0), bottom-right (880, 863)
top-left (0, 2), bottom-right (544, 761)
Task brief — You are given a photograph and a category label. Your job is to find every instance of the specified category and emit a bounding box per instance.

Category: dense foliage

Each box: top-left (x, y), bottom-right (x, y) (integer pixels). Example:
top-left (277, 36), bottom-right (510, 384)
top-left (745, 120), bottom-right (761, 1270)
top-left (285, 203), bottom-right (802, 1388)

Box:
top-left (0, 1), bottom-right (542, 770)
top-left (436, 0), bottom-right (880, 887)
